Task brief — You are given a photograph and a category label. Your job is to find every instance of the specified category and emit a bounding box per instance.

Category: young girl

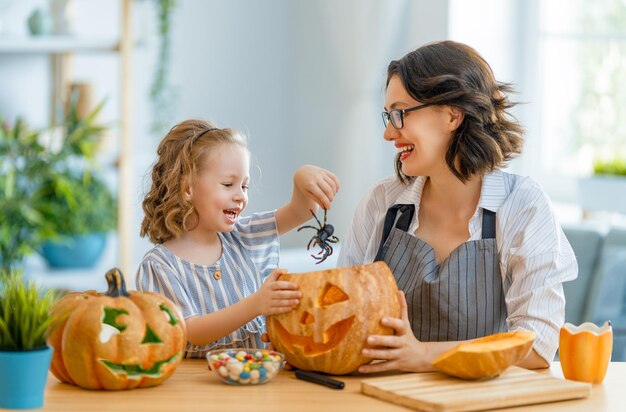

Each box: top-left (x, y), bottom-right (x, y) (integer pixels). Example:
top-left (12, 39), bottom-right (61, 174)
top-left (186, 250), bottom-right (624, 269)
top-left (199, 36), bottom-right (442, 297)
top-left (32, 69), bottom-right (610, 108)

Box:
top-left (136, 119), bottom-right (339, 358)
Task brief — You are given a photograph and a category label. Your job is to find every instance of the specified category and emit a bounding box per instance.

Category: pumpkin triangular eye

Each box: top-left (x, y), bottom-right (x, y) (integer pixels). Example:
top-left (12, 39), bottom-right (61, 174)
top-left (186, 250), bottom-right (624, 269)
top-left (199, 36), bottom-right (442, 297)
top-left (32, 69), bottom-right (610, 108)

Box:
top-left (319, 283), bottom-right (349, 307)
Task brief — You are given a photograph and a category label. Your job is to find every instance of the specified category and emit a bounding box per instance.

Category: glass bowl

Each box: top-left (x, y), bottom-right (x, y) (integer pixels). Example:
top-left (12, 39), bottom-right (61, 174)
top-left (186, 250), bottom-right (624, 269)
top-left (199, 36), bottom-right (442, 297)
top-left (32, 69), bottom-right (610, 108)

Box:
top-left (206, 348), bottom-right (284, 385)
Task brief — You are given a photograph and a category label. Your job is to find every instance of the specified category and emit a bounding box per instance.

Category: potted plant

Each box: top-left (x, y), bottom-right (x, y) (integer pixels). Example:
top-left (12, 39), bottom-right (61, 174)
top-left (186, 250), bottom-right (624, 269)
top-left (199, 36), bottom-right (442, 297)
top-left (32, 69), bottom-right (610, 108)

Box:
top-left (1, 90), bottom-right (114, 271)
top-left (593, 156), bottom-right (626, 176)
top-left (35, 91), bottom-right (117, 268)
top-left (37, 171), bottom-right (116, 268)
top-left (0, 271), bottom-right (58, 409)
top-left (0, 118), bottom-right (55, 272)
top-left (578, 155), bottom-right (626, 214)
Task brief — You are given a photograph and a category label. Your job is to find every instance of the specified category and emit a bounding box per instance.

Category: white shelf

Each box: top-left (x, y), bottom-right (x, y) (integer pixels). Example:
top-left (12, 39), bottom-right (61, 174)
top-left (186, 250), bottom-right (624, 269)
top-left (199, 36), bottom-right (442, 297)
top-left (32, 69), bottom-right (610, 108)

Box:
top-left (0, 36), bottom-right (120, 53)
top-left (0, 0), bottom-right (135, 277)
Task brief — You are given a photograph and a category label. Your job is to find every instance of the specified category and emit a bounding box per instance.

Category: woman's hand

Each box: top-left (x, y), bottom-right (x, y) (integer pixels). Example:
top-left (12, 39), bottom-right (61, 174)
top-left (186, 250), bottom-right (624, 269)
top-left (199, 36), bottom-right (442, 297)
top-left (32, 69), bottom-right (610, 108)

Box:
top-left (253, 269), bottom-right (301, 316)
top-left (358, 291), bottom-right (429, 373)
top-left (293, 165), bottom-right (339, 211)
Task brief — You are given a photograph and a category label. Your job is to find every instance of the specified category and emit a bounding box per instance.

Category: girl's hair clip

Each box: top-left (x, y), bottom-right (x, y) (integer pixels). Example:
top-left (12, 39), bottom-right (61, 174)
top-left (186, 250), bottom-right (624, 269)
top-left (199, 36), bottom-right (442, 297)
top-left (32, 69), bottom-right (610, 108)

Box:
top-left (193, 127), bottom-right (219, 143)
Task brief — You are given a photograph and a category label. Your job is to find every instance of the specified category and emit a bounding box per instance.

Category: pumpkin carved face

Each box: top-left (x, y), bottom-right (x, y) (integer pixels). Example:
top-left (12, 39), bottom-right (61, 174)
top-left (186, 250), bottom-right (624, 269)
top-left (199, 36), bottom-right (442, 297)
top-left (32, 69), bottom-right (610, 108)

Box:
top-left (267, 262), bottom-right (401, 375)
top-left (48, 269), bottom-right (186, 390)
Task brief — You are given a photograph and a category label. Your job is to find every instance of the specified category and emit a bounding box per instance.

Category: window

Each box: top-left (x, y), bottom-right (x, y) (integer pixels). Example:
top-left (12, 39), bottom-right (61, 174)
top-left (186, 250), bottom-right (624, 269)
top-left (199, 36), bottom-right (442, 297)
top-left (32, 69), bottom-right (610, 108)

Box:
top-left (537, 0), bottom-right (626, 177)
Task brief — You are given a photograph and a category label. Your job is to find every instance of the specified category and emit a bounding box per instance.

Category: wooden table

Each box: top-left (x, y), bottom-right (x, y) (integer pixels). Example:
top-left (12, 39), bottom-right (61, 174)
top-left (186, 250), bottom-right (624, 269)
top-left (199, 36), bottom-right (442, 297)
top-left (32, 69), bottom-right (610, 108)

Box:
top-left (5, 361), bottom-right (626, 411)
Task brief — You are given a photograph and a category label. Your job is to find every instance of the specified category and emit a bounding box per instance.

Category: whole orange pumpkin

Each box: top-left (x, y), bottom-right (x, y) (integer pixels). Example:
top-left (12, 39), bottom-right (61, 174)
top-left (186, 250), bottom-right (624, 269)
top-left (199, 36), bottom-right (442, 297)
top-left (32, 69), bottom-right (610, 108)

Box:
top-left (267, 262), bottom-right (401, 375)
top-left (48, 268), bottom-right (186, 390)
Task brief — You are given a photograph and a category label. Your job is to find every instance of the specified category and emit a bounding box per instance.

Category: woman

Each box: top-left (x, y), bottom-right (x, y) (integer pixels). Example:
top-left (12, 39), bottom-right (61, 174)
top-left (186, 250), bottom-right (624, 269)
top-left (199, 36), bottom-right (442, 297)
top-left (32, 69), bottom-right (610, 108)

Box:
top-left (338, 40), bottom-right (577, 373)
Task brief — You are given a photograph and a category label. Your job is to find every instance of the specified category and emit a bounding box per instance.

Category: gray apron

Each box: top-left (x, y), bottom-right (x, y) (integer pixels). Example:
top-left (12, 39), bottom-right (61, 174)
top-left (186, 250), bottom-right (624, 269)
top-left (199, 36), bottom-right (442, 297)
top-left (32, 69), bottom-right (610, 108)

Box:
top-left (375, 204), bottom-right (507, 341)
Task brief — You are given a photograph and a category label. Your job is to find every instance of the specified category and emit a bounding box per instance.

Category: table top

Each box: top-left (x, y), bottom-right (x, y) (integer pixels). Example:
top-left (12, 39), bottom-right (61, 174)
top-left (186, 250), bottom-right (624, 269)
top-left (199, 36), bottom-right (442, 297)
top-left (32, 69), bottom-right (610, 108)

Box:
top-left (6, 360), bottom-right (626, 411)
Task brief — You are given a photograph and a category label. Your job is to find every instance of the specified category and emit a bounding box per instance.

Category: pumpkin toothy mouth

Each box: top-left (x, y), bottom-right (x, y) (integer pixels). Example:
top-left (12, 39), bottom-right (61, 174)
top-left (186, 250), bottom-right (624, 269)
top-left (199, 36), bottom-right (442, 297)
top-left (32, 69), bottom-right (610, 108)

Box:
top-left (271, 316), bottom-right (356, 356)
top-left (100, 354), bottom-right (180, 378)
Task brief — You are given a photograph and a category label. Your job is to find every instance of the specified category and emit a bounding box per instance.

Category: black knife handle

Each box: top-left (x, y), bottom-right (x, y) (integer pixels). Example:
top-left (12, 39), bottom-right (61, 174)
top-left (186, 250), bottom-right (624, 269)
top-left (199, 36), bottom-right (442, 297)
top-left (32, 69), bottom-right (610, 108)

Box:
top-left (295, 369), bottom-right (345, 390)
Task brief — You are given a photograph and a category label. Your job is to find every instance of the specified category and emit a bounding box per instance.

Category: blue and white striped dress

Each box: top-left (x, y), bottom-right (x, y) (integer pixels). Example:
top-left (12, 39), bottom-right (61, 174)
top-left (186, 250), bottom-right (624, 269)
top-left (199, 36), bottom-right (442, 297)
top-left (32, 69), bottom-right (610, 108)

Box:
top-left (136, 210), bottom-right (279, 359)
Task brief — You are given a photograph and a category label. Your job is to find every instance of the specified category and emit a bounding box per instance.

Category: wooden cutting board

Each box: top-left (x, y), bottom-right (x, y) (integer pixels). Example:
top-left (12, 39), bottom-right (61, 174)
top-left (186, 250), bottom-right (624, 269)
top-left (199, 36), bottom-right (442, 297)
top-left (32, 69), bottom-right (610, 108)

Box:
top-left (361, 366), bottom-right (591, 411)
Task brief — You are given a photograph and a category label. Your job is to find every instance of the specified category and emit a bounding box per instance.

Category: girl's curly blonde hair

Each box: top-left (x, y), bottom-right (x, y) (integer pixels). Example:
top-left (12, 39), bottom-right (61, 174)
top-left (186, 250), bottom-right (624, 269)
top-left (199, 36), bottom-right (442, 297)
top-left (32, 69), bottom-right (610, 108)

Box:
top-left (140, 119), bottom-right (247, 244)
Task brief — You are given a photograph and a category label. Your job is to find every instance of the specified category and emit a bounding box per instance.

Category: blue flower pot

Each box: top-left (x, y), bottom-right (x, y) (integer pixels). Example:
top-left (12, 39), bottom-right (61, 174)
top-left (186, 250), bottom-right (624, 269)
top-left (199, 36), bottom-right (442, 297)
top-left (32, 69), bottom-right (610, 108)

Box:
top-left (0, 346), bottom-right (53, 409)
top-left (41, 233), bottom-right (107, 268)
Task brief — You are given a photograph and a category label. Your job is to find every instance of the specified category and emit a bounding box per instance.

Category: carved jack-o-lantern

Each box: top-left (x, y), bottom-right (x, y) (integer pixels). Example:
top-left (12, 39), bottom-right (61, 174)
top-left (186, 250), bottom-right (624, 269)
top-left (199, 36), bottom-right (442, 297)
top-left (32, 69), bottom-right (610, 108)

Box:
top-left (48, 268), bottom-right (186, 390)
top-left (267, 262), bottom-right (401, 375)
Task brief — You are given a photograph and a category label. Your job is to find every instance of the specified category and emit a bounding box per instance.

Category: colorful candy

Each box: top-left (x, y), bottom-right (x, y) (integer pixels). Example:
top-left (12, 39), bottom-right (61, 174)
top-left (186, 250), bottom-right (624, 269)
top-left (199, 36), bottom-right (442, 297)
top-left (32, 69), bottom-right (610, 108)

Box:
top-left (207, 349), bottom-right (283, 385)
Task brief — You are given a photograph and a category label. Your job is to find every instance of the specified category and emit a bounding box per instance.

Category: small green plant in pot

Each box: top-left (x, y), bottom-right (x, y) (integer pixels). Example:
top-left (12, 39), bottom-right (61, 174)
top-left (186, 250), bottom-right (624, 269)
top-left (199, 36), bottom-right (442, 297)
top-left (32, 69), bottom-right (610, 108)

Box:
top-left (37, 170), bottom-right (117, 268)
top-left (577, 153), bottom-right (626, 215)
top-left (593, 156), bottom-right (626, 177)
top-left (35, 92), bottom-right (117, 268)
top-left (0, 271), bottom-right (58, 409)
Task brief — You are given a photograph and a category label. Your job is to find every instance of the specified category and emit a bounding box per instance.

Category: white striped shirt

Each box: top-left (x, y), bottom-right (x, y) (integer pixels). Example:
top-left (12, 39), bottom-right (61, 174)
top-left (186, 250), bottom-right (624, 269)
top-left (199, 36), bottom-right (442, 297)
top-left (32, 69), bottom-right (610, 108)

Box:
top-left (136, 210), bottom-right (279, 358)
top-left (338, 170), bottom-right (578, 362)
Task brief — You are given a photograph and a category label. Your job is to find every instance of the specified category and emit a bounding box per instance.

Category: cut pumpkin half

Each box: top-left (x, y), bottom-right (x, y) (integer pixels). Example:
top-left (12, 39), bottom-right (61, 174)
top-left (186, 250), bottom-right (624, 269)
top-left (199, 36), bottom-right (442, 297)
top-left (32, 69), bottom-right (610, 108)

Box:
top-left (431, 330), bottom-right (536, 380)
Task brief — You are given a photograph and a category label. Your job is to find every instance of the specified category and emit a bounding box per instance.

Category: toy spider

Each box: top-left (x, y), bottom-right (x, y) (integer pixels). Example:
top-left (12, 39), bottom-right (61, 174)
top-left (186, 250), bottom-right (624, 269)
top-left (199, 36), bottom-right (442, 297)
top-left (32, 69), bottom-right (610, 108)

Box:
top-left (297, 209), bottom-right (339, 264)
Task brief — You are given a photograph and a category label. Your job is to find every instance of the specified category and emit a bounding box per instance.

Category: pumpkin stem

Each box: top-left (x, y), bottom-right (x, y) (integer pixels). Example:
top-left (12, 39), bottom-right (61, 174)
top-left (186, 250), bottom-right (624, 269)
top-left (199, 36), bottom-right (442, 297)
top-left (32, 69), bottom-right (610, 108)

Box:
top-left (105, 268), bottom-right (131, 297)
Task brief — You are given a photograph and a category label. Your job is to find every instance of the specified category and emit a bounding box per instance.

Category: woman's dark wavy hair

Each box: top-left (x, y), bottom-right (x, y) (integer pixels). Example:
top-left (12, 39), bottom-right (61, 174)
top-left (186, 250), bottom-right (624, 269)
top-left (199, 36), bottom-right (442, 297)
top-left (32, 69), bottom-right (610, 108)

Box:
top-left (387, 40), bottom-right (524, 183)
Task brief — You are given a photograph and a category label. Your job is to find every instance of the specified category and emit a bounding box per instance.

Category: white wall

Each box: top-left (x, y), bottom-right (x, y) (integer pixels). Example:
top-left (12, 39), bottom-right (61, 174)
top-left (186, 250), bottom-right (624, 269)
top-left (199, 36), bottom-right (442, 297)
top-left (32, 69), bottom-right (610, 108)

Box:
top-left (0, 1), bottom-right (122, 129)
top-left (1, 0), bottom-right (449, 275)
top-left (160, 0), bottom-right (449, 254)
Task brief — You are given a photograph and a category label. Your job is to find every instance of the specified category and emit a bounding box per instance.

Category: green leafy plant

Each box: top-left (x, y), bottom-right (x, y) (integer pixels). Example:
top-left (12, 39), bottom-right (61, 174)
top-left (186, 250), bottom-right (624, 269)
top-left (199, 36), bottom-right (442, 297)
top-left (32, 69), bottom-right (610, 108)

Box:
top-left (0, 118), bottom-right (55, 272)
top-left (61, 94), bottom-right (107, 161)
top-left (0, 91), bottom-right (116, 271)
top-left (0, 271), bottom-right (58, 350)
top-left (593, 156), bottom-right (626, 176)
top-left (36, 171), bottom-right (116, 236)
top-left (40, 91), bottom-right (116, 237)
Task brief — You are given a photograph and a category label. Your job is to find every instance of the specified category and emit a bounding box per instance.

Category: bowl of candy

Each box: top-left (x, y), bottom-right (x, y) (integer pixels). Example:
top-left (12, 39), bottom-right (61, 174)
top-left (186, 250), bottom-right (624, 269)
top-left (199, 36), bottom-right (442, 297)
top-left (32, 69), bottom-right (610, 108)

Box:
top-left (207, 348), bottom-right (284, 385)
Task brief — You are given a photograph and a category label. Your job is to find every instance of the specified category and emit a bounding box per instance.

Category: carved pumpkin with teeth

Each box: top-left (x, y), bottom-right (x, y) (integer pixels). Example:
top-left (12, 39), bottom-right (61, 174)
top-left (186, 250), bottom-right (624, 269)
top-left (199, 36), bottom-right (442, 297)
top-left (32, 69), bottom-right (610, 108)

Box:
top-left (48, 268), bottom-right (186, 390)
top-left (267, 262), bottom-right (401, 375)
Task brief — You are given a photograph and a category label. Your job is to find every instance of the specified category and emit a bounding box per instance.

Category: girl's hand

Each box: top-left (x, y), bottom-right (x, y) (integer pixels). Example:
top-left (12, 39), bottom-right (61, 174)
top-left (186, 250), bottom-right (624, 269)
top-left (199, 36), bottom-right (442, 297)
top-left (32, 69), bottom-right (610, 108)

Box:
top-left (261, 333), bottom-right (274, 350)
top-left (253, 269), bottom-right (301, 316)
top-left (293, 165), bottom-right (339, 210)
top-left (358, 291), bottom-right (428, 373)
top-left (275, 165), bottom-right (339, 235)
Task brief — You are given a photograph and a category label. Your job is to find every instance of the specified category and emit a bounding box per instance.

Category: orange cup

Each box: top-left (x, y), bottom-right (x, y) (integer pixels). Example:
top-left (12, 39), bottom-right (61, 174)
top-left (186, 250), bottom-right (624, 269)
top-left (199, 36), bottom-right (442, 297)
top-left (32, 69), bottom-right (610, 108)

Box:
top-left (559, 321), bottom-right (612, 384)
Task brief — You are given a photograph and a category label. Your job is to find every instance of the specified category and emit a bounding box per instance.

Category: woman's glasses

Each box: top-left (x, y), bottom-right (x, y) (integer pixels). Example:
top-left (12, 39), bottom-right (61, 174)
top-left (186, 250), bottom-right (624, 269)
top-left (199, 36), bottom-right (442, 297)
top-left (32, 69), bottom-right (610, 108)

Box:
top-left (382, 104), bottom-right (429, 129)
